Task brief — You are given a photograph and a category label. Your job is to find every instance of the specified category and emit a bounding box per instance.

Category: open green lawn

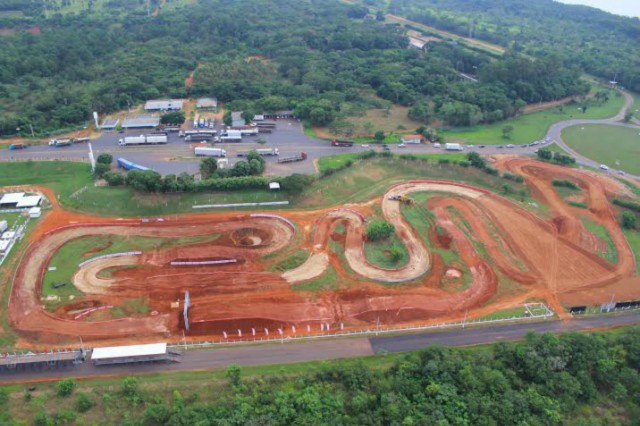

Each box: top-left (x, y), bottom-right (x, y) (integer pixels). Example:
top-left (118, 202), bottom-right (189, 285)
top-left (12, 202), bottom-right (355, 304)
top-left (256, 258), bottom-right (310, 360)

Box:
top-left (444, 92), bottom-right (625, 146)
top-left (317, 153), bottom-right (362, 173)
top-left (317, 152), bottom-right (467, 174)
top-left (562, 124), bottom-right (640, 175)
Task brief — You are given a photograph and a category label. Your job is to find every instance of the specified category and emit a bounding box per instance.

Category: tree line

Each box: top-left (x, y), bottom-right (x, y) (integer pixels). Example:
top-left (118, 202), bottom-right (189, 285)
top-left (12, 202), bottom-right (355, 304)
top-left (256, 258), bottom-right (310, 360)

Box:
top-left (386, 0), bottom-right (640, 93)
top-left (1, 0), bottom-right (592, 137)
top-left (4, 328), bottom-right (640, 424)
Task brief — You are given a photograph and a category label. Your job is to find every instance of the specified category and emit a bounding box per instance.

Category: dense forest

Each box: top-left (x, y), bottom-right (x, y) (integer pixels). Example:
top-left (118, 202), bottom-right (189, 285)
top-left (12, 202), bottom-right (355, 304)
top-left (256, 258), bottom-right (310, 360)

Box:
top-left (0, 0), bottom-right (590, 136)
top-left (383, 0), bottom-right (640, 92)
top-left (2, 329), bottom-right (640, 424)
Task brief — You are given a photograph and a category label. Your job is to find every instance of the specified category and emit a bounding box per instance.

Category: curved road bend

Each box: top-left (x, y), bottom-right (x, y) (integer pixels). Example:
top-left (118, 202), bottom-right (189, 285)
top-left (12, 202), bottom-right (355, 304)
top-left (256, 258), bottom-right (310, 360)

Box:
top-left (1, 312), bottom-right (640, 384)
top-left (546, 90), bottom-right (640, 180)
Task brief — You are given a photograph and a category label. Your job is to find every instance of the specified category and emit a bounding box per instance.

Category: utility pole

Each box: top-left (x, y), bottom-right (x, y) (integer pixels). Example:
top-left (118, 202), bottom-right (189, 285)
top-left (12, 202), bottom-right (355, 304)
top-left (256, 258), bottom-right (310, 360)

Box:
top-left (29, 123), bottom-right (35, 138)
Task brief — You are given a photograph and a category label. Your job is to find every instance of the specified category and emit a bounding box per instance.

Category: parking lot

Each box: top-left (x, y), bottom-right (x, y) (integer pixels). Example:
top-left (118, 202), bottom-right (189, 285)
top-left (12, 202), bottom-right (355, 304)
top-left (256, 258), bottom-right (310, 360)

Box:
top-left (0, 119), bottom-right (542, 176)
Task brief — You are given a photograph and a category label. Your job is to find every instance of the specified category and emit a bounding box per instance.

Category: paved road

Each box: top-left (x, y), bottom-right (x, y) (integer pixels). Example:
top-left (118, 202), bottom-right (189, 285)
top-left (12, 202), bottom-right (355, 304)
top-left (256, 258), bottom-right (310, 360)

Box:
top-left (546, 90), bottom-right (640, 180)
top-left (2, 312), bottom-right (639, 384)
top-left (0, 118), bottom-right (544, 176)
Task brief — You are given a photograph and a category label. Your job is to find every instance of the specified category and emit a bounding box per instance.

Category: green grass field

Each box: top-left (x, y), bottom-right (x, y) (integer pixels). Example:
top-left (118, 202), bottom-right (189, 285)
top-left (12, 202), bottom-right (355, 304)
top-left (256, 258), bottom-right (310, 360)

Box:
top-left (444, 92), bottom-right (625, 146)
top-left (562, 124), bottom-right (640, 175)
top-left (317, 152), bottom-right (467, 174)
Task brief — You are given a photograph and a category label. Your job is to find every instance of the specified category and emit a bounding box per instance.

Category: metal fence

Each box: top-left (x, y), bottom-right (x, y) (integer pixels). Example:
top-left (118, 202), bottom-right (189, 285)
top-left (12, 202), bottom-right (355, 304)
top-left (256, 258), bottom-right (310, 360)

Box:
top-left (170, 304), bottom-right (555, 351)
top-left (78, 251), bottom-right (142, 268)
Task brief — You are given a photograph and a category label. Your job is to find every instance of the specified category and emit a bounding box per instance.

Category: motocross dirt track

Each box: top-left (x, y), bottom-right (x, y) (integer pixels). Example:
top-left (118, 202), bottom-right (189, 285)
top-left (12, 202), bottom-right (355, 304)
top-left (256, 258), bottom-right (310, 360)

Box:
top-left (7, 158), bottom-right (639, 344)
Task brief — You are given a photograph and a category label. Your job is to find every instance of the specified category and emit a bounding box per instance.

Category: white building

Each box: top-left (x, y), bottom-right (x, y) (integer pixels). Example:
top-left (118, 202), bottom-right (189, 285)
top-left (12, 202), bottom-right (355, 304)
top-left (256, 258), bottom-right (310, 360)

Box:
top-left (28, 207), bottom-right (42, 218)
top-left (0, 220), bottom-right (7, 234)
top-left (144, 99), bottom-right (184, 111)
top-left (16, 195), bottom-right (42, 209)
top-left (401, 134), bottom-right (423, 144)
top-left (0, 192), bottom-right (25, 208)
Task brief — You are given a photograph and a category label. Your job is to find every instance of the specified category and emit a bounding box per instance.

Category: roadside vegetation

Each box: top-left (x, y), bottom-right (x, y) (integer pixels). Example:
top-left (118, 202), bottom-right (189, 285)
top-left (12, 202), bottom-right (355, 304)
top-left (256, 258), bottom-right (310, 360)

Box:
top-left (0, 151), bottom-right (538, 217)
top-left (2, 328), bottom-right (640, 424)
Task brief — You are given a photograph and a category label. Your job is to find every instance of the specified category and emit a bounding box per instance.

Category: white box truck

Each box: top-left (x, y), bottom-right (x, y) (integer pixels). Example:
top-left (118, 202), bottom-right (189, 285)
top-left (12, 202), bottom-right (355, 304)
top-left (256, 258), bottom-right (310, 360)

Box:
top-left (445, 143), bottom-right (463, 151)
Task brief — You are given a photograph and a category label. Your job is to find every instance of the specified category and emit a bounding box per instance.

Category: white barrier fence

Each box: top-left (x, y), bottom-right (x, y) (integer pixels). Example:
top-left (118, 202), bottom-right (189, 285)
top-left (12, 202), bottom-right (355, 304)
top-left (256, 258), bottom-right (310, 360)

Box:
top-left (250, 213), bottom-right (296, 229)
top-left (171, 259), bottom-right (237, 266)
top-left (78, 251), bottom-right (142, 268)
top-left (193, 201), bottom-right (289, 209)
top-left (170, 305), bottom-right (555, 351)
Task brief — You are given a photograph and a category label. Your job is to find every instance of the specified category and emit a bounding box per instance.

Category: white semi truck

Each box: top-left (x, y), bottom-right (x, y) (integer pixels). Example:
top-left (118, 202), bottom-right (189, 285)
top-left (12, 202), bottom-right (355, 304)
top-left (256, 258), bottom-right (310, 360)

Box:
top-left (118, 135), bottom-right (168, 146)
top-left (216, 130), bottom-right (242, 143)
top-left (48, 139), bottom-right (72, 147)
top-left (237, 148), bottom-right (279, 157)
top-left (229, 126), bottom-right (259, 136)
top-left (194, 147), bottom-right (227, 157)
top-left (445, 143), bottom-right (464, 151)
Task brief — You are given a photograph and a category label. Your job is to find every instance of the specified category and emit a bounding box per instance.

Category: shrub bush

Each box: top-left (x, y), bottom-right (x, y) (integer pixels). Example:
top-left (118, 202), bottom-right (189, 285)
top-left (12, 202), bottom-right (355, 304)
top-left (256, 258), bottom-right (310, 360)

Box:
top-left (366, 219), bottom-right (395, 241)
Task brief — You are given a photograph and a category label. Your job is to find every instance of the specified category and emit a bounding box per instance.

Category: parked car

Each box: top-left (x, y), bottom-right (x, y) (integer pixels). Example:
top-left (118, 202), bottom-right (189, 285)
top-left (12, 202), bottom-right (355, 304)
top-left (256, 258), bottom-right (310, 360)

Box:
top-left (398, 143), bottom-right (406, 148)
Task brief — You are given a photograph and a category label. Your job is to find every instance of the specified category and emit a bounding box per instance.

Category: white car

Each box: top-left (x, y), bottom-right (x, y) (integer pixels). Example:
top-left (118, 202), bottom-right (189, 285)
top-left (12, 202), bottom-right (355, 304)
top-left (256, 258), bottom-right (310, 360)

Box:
top-left (506, 144), bottom-right (515, 148)
top-left (361, 144), bottom-right (369, 148)
top-left (599, 164), bottom-right (609, 171)
top-left (467, 144), bottom-right (474, 148)
top-left (398, 143), bottom-right (406, 148)
top-left (433, 143), bottom-right (441, 148)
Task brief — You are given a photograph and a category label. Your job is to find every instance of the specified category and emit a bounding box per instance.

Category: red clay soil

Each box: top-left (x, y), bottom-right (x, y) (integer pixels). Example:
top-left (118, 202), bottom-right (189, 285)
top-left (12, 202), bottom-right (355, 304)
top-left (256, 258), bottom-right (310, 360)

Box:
top-left (5, 158), bottom-right (640, 346)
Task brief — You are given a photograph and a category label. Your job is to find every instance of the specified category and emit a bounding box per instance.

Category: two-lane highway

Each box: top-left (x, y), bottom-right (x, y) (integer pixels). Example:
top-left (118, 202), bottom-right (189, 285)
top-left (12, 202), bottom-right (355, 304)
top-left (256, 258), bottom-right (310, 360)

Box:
top-left (2, 312), bottom-right (639, 384)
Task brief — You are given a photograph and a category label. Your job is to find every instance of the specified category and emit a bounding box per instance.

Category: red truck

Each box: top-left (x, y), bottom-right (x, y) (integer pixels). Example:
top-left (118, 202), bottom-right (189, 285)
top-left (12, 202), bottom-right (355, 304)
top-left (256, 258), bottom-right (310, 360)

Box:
top-left (331, 139), bottom-right (354, 147)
